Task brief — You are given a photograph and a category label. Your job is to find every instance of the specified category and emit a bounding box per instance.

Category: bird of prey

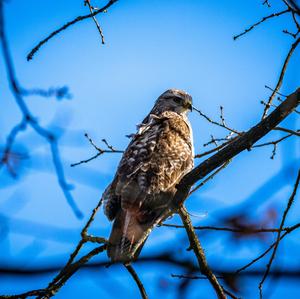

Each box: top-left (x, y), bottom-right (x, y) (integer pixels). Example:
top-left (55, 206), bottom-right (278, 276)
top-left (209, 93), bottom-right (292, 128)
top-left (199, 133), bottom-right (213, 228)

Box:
top-left (103, 89), bottom-right (194, 263)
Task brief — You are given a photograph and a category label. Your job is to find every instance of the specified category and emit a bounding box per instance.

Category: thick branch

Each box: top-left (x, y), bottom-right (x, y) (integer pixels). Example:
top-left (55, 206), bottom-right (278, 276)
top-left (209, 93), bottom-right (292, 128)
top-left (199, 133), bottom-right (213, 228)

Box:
top-left (175, 88), bottom-right (300, 202)
top-left (179, 206), bottom-right (227, 299)
top-left (131, 87), bottom-right (300, 262)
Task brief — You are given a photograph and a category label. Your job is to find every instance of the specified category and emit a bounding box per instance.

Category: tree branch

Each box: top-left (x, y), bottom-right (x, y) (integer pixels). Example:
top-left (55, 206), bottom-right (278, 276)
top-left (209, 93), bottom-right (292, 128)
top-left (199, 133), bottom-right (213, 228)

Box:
top-left (258, 169), bottom-right (300, 298)
top-left (124, 264), bottom-right (148, 299)
top-left (261, 36), bottom-right (300, 119)
top-left (27, 0), bottom-right (117, 61)
top-left (179, 206), bottom-right (227, 299)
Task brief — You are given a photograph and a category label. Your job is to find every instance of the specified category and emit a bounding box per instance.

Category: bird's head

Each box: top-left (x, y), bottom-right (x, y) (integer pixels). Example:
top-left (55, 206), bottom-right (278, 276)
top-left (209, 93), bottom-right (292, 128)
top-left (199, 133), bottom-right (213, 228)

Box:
top-left (152, 89), bottom-right (193, 115)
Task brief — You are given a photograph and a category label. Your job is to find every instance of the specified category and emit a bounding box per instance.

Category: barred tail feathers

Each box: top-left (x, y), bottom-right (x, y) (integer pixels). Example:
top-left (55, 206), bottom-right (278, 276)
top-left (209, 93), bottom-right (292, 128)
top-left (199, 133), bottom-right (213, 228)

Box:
top-left (107, 209), bottom-right (161, 263)
top-left (107, 210), bottom-right (144, 262)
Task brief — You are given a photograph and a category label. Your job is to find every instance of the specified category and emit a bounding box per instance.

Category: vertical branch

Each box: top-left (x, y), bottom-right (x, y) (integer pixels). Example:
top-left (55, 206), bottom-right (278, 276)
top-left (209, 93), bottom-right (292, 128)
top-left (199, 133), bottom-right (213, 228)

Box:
top-left (124, 264), bottom-right (148, 299)
top-left (258, 169), bottom-right (300, 298)
top-left (84, 0), bottom-right (105, 44)
top-left (0, 0), bottom-right (83, 218)
top-left (178, 206), bottom-right (227, 299)
top-left (261, 36), bottom-right (300, 119)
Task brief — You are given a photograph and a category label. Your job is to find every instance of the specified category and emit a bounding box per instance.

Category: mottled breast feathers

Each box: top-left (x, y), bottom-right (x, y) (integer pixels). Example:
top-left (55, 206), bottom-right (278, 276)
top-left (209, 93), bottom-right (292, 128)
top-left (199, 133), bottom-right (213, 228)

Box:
top-left (102, 89), bottom-right (195, 262)
top-left (103, 110), bottom-right (194, 221)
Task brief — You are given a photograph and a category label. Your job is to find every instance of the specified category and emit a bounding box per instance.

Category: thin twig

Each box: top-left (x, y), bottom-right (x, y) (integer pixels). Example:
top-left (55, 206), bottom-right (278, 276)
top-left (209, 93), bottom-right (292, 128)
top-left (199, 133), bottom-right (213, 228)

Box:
top-left (44, 197), bottom-right (105, 290)
top-left (84, 0), bottom-right (105, 44)
top-left (193, 106), bottom-right (240, 135)
top-left (258, 169), bottom-right (300, 298)
top-left (283, 28), bottom-right (300, 38)
top-left (27, 0), bottom-right (117, 60)
top-left (70, 134), bottom-right (123, 167)
top-left (195, 137), bottom-right (238, 159)
top-left (233, 9), bottom-right (290, 40)
top-left (124, 264), bottom-right (148, 299)
top-left (261, 36), bottom-right (300, 119)
top-left (276, 95), bottom-right (300, 114)
top-left (171, 273), bottom-right (223, 280)
top-left (262, 0), bottom-right (271, 7)
top-left (189, 160), bottom-right (231, 195)
top-left (235, 222), bottom-right (300, 274)
top-left (274, 127), bottom-right (300, 136)
top-left (252, 131), bottom-right (298, 159)
top-left (264, 85), bottom-right (287, 97)
top-left (162, 224), bottom-right (289, 233)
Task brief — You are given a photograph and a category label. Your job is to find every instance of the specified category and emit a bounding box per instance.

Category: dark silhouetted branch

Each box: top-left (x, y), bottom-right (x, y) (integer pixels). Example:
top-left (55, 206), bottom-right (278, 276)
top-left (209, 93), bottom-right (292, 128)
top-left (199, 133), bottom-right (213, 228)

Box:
top-left (193, 106), bottom-right (241, 135)
top-left (124, 264), bottom-right (148, 299)
top-left (258, 169), bottom-right (300, 298)
top-left (235, 222), bottom-right (300, 274)
top-left (261, 36), bottom-right (300, 119)
top-left (84, 0), bottom-right (105, 44)
top-left (71, 133), bottom-right (123, 167)
top-left (233, 9), bottom-right (290, 40)
top-left (27, 0), bottom-right (117, 61)
top-left (179, 206), bottom-right (228, 299)
top-left (274, 127), bottom-right (300, 136)
top-left (162, 224), bottom-right (289, 233)
top-left (130, 87), bottom-right (300, 269)
top-left (252, 130), bottom-right (299, 159)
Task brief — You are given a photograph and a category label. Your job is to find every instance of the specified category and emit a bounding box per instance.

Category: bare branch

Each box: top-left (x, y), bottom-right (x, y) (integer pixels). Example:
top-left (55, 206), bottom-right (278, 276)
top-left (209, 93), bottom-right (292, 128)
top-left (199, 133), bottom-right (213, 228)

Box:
top-left (175, 88), bottom-right (300, 203)
top-left (162, 224), bottom-right (289, 233)
top-left (70, 133), bottom-right (123, 167)
top-left (21, 86), bottom-right (71, 100)
top-left (124, 264), bottom-right (148, 299)
top-left (282, 28), bottom-right (300, 38)
top-left (252, 130), bottom-right (299, 159)
top-left (27, 0), bottom-right (117, 61)
top-left (0, 2), bottom-right (83, 219)
top-left (84, 0), bottom-right (105, 44)
top-left (261, 36), bottom-right (300, 119)
top-left (233, 9), bottom-right (290, 40)
top-left (258, 169), bottom-right (300, 298)
top-left (235, 222), bottom-right (300, 274)
top-left (195, 137), bottom-right (238, 159)
top-left (262, 0), bottom-right (271, 7)
top-left (179, 206), bottom-right (228, 299)
top-left (189, 160), bottom-right (231, 195)
top-left (193, 106), bottom-right (241, 135)
top-left (128, 88), bottom-right (300, 266)
top-left (274, 126), bottom-right (300, 136)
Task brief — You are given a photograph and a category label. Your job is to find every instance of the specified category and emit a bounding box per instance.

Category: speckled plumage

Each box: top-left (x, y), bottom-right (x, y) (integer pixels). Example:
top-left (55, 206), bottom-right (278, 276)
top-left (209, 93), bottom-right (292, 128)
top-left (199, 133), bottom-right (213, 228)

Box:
top-left (103, 89), bottom-right (194, 262)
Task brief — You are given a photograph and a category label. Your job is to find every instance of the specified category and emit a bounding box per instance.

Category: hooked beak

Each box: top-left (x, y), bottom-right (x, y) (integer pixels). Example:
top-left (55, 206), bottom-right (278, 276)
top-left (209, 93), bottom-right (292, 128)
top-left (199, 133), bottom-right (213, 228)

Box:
top-left (184, 101), bottom-right (193, 111)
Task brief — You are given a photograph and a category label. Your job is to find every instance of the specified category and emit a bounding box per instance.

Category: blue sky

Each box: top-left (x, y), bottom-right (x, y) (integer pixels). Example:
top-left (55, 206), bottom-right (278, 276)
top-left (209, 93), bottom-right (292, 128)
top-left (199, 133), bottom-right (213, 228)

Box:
top-left (1, 0), bottom-right (300, 298)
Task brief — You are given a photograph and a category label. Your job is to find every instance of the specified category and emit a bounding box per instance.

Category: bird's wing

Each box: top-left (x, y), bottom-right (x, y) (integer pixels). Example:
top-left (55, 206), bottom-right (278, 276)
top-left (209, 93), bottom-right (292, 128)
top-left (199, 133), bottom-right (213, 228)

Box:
top-left (103, 111), bottom-right (193, 220)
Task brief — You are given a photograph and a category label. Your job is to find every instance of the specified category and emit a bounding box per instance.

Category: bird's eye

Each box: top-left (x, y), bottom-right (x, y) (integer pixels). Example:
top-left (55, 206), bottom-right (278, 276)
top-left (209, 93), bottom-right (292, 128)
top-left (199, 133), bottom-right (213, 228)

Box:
top-left (173, 97), bottom-right (182, 104)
